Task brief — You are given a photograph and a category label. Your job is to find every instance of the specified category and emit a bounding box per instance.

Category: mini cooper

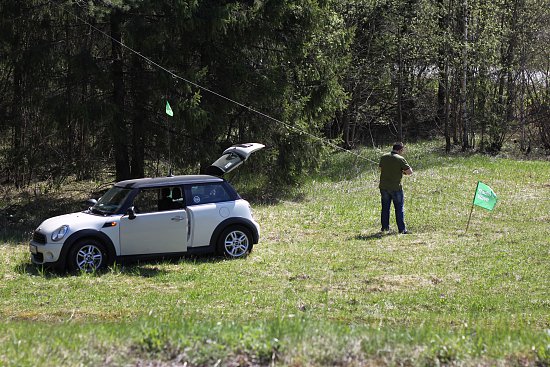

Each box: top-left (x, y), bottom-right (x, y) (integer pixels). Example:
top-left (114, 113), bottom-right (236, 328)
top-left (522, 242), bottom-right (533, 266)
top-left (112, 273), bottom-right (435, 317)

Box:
top-left (29, 143), bottom-right (264, 272)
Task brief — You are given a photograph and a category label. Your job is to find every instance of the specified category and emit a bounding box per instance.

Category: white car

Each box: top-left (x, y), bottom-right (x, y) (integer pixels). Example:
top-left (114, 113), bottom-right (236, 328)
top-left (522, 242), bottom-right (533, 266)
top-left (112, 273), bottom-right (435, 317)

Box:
top-left (29, 143), bottom-right (264, 272)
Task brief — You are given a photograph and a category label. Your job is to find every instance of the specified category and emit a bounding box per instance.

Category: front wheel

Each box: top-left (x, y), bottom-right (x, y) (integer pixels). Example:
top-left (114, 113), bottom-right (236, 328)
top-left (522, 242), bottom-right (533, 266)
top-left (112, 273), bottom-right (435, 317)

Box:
top-left (217, 226), bottom-right (253, 258)
top-left (68, 239), bottom-right (108, 273)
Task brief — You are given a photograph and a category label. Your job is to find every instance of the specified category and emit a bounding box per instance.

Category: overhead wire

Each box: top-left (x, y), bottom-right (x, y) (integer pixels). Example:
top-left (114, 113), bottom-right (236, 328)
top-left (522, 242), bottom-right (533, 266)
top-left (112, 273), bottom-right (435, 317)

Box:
top-left (58, 1), bottom-right (379, 166)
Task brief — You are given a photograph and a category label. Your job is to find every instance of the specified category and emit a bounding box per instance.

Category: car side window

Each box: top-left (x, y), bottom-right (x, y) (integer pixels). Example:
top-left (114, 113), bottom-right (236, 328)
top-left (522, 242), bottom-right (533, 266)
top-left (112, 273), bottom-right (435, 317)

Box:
top-left (132, 186), bottom-right (184, 213)
top-left (157, 186), bottom-right (184, 211)
top-left (188, 183), bottom-right (231, 205)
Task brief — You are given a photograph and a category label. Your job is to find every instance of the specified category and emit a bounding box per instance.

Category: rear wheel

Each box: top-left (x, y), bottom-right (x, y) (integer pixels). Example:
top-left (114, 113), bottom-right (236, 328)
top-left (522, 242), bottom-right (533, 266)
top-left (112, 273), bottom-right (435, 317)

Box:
top-left (68, 239), bottom-right (108, 273)
top-left (217, 226), bottom-right (253, 258)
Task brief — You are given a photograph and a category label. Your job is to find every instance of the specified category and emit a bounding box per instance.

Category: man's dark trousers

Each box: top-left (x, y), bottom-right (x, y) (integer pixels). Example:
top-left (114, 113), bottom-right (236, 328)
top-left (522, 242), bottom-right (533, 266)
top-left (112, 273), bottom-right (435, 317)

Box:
top-left (380, 189), bottom-right (405, 232)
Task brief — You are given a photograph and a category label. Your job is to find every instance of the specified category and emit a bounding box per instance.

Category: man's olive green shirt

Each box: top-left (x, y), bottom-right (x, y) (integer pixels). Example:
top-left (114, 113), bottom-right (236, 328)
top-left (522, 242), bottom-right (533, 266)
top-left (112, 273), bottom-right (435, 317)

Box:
top-left (378, 151), bottom-right (411, 191)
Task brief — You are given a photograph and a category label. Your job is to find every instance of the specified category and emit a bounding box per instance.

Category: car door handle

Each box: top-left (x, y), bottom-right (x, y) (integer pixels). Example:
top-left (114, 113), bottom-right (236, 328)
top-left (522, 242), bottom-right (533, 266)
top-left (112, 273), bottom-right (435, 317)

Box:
top-left (171, 216), bottom-right (184, 221)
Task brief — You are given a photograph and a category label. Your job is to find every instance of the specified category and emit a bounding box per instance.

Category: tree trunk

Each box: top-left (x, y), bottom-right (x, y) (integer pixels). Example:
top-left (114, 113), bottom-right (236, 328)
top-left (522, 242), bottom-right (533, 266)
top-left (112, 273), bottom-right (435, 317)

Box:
top-left (130, 53), bottom-right (145, 179)
top-left (397, 42), bottom-right (404, 142)
top-left (344, 116), bottom-right (352, 149)
top-left (12, 59), bottom-right (23, 187)
top-left (461, 0), bottom-right (469, 151)
top-left (437, 1), bottom-right (451, 153)
top-left (110, 9), bottom-right (130, 181)
top-left (504, 0), bottom-right (521, 149)
top-left (519, 51), bottom-right (527, 152)
top-left (450, 69), bottom-right (459, 145)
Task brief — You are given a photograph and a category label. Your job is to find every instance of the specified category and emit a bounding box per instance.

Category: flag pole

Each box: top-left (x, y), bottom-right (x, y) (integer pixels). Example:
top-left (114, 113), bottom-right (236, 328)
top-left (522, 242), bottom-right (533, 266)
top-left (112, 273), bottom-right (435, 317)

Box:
top-left (465, 181), bottom-right (480, 233)
top-left (165, 100), bottom-right (174, 176)
top-left (465, 203), bottom-right (474, 232)
top-left (168, 133), bottom-right (172, 176)
top-left (167, 110), bottom-right (172, 176)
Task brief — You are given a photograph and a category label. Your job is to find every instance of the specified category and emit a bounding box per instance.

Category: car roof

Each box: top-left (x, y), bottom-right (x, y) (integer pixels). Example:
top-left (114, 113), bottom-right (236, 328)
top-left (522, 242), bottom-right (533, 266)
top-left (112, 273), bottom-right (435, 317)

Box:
top-left (115, 175), bottom-right (224, 189)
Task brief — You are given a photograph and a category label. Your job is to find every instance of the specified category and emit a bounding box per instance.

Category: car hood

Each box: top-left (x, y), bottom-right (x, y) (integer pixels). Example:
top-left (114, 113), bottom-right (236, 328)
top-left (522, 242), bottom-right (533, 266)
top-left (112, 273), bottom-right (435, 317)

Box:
top-left (36, 212), bottom-right (115, 234)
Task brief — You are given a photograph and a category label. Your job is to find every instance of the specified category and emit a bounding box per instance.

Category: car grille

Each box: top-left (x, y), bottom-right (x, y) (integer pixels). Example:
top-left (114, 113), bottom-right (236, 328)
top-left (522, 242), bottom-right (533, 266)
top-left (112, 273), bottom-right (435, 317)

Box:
top-left (32, 231), bottom-right (47, 244)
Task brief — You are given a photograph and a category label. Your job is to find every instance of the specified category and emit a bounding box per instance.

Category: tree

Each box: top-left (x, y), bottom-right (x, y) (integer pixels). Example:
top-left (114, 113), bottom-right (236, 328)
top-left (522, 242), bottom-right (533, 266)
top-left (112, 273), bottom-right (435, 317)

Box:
top-left (1, 0), bottom-right (548, 189)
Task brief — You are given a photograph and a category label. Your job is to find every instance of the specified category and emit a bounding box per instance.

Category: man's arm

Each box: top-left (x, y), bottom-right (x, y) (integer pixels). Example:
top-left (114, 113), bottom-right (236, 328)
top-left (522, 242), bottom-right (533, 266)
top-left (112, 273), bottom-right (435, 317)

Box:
top-left (403, 167), bottom-right (413, 175)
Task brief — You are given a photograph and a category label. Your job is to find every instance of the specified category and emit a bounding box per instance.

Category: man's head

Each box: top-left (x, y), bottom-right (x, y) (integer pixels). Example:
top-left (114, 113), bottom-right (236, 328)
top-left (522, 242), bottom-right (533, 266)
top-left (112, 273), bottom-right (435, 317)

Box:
top-left (392, 142), bottom-right (405, 153)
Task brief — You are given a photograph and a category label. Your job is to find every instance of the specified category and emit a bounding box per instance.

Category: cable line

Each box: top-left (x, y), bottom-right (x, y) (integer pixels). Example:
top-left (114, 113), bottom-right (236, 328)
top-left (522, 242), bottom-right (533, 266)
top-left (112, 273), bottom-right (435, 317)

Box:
top-left (59, 2), bottom-right (378, 165)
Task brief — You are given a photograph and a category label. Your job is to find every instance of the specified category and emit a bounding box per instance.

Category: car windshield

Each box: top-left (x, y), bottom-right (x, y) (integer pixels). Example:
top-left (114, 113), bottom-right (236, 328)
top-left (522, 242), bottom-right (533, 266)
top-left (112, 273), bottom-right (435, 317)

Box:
top-left (90, 187), bottom-right (132, 215)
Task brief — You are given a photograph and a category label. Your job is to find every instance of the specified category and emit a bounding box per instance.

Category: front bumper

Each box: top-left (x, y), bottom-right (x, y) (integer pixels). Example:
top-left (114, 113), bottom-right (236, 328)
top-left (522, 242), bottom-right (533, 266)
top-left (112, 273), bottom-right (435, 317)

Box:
top-left (29, 240), bottom-right (64, 265)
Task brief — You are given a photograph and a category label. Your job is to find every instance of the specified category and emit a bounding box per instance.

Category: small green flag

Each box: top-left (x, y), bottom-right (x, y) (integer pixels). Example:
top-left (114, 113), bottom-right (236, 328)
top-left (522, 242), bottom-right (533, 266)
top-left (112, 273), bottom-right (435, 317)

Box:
top-left (473, 181), bottom-right (497, 211)
top-left (165, 101), bottom-right (173, 117)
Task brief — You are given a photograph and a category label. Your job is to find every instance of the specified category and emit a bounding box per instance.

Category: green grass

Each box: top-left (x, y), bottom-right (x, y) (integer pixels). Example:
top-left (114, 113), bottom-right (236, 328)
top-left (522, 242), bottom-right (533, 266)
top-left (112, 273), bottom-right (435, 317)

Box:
top-left (1, 140), bottom-right (549, 366)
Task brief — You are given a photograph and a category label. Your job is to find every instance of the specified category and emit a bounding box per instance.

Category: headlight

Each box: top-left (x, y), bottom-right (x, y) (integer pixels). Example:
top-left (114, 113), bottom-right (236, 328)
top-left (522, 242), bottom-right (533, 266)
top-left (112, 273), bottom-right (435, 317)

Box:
top-left (51, 225), bottom-right (69, 241)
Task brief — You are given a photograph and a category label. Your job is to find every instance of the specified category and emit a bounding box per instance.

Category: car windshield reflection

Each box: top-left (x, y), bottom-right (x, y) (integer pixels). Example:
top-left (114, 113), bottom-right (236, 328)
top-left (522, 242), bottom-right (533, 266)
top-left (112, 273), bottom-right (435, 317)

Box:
top-left (90, 187), bottom-right (132, 215)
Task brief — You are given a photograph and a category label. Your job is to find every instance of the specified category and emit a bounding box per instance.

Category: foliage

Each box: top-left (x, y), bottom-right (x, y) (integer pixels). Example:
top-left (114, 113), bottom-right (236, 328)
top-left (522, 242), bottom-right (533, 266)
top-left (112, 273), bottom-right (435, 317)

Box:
top-left (0, 0), bottom-right (350, 186)
top-left (0, 0), bottom-right (548, 187)
top-left (333, 0), bottom-right (549, 153)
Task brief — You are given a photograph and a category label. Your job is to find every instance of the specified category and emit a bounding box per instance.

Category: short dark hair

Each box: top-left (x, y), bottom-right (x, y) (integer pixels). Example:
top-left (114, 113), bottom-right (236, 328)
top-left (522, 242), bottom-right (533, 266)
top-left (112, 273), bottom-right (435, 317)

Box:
top-left (392, 142), bottom-right (404, 151)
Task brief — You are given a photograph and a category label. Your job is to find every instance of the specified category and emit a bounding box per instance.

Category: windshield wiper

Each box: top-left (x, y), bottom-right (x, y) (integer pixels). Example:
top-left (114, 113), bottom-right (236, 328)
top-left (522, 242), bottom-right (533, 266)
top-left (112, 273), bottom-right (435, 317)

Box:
top-left (90, 207), bottom-right (108, 216)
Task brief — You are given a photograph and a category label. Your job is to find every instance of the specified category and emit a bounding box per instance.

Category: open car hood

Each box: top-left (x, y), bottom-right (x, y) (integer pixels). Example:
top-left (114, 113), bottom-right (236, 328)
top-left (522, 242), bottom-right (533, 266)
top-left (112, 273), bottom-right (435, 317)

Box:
top-left (205, 143), bottom-right (265, 177)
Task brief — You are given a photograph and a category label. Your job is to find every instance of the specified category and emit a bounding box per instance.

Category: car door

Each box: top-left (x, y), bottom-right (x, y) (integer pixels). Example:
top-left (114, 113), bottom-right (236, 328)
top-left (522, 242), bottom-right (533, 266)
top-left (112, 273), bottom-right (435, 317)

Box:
top-left (119, 186), bottom-right (188, 255)
top-left (205, 143), bottom-right (265, 176)
top-left (185, 182), bottom-right (234, 247)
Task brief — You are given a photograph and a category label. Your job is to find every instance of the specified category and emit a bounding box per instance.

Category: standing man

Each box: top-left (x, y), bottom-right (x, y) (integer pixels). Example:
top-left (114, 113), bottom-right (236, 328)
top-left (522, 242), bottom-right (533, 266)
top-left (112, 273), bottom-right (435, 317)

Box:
top-left (379, 142), bottom-right (413, 234)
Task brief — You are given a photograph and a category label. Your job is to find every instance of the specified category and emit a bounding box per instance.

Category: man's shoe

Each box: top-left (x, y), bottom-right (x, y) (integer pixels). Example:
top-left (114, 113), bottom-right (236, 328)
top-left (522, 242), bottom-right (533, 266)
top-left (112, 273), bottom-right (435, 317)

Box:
top-left (381, 227), bottom-right (390, 232)
top-left (399, 230), bottom-right (411, 234)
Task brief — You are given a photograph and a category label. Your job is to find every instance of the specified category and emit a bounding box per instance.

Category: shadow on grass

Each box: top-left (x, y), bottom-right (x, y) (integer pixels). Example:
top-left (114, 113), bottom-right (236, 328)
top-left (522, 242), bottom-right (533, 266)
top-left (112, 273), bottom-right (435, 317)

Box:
top-left (15, 253), bottom-right (229, 278)
top-left (352, 231), bottom-right (392, 241)
top-left (16, 261), bottom-right (122, 278)
top-left (16, 262), bottom-right (63, 278)
top-left (115, 254), bottom-right (227, 276)
top-left (111, 263), bottom-right (169, 278)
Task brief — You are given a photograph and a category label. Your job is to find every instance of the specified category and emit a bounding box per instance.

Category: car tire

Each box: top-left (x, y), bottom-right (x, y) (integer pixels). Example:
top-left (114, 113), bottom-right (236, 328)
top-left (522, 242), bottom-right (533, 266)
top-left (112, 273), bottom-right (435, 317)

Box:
top-left (217, 226), bottom-right (253, 258)
top-left (68, 238), bottom-right (108, 273)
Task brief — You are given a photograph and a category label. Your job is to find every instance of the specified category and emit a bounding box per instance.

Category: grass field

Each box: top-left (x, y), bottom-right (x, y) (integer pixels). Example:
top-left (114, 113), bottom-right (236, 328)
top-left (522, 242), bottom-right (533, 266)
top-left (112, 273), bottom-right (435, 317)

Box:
top-left (1, 141), bottom-right (549, 366)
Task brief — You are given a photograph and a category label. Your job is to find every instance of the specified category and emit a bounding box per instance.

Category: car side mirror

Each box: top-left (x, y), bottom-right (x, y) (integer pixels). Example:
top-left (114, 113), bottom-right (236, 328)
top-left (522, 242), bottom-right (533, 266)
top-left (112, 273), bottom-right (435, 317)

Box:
top-left (84, 198), bottom-right (97, 211)
top-left (127, 206), bottom-right (136, 220)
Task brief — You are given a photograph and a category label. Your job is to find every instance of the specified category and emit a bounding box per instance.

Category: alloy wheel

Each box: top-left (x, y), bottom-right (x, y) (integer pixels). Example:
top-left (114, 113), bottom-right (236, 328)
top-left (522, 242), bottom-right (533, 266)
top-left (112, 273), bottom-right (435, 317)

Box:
top-left (75, 244), bottom-right (103, 272)
top-left (223, 230), bottom-right (250, 258)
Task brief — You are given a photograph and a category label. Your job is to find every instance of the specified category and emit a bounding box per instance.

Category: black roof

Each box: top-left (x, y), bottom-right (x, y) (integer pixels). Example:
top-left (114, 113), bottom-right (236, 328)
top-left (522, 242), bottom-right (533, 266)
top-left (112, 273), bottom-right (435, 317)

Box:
top-left (115, 175), bottom-right (223, 189)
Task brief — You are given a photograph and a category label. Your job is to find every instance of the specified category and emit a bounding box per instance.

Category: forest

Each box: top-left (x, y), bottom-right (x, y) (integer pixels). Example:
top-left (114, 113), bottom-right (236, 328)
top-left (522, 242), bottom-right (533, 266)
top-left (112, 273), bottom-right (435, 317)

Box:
top-left (1, 0), bottom-right (549, 187)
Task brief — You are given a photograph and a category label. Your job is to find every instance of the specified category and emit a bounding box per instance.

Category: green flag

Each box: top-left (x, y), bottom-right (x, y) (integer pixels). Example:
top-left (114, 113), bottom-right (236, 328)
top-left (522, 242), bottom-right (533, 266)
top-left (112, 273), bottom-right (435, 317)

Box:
top-left (473, 181), bottom-right (497, 211)
top-left (165, 101), bottom-right (173, 117)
